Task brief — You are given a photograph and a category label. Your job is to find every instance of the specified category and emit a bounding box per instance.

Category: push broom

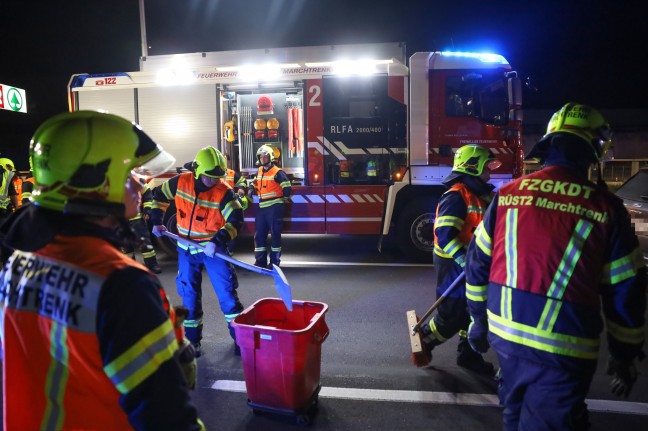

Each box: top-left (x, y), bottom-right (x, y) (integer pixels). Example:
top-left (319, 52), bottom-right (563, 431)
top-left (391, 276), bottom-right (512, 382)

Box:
top-left (407, 271), bottom-right (466, 367)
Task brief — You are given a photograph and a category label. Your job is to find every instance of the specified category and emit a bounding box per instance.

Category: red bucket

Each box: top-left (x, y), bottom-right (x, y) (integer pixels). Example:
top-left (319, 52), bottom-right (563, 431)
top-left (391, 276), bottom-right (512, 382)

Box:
top-left (232, 298), bottom-right (329, 412)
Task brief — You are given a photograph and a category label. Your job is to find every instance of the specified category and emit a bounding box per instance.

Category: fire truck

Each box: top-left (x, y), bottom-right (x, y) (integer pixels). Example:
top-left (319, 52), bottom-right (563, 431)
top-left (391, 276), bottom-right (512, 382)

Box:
top-left (68, 43), bottom-right (523, 261)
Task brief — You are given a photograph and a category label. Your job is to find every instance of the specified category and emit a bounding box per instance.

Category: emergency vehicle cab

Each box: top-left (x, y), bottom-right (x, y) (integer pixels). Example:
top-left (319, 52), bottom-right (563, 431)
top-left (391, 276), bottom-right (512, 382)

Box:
top-left (68, 43), bottom-right (523, 261)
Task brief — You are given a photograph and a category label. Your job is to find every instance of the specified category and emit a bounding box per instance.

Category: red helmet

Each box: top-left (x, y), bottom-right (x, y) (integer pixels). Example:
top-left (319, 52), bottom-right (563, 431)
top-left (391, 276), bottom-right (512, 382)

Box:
top-left (257, 96), bottom-right (274, 115)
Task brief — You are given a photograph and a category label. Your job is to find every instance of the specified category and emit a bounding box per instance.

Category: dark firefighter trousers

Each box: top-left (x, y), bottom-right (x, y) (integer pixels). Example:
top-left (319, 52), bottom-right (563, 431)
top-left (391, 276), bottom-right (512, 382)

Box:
top-left (497, 352), bottom-right (595, 431)
top-left (176, 244), bottom-right (244, 344)
top-left (254, 203), bottom-right (284, 268)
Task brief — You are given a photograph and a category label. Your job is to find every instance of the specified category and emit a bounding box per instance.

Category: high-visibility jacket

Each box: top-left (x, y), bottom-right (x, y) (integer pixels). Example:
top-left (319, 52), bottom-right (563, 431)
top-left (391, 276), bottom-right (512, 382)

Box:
top-left (434, 182), bottom-right (489, 266)
top-left (0, 222), bottom-right (201, 430)
top-left (0, 169), bottom-right (15, 210)
top-left (466, 165), bottom-right (646, 369)
top-left (254, 165), bottom-right (291, 208)
top-left (150, 173), bottom-right (243, 254)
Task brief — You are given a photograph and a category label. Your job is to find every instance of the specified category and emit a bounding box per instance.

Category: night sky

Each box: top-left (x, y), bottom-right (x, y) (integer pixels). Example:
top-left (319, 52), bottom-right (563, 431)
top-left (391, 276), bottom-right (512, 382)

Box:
top-left (1, 0), bottom-right (646, 168)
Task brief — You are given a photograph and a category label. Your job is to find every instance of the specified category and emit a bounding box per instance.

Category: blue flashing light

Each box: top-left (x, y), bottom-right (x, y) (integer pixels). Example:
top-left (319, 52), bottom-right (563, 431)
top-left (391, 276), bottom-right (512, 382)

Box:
top-left (440, 51), bottom-right (507, 64)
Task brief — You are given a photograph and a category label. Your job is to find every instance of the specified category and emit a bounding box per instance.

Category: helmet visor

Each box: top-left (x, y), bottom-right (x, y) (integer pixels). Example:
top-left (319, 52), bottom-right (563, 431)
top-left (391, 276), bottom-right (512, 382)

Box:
top-left (132, 150), bottom-right (176, 179)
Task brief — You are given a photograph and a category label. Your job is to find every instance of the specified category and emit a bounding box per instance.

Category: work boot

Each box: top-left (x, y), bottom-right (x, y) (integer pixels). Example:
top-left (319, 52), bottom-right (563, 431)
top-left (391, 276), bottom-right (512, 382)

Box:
top-left (457, 337), bottom-right (494, 375)
top-left (192, 342), bottom-right (203, 358)
top-left (145, 257), bottom-right (163, 274)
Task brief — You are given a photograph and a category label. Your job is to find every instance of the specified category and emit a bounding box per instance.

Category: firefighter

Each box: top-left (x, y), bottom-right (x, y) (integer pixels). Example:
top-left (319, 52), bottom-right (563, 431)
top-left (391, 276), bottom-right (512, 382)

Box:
top-left (0, 157), bottom-right (19, 222)
top-left (465, 103), bottom-right (646, 430)
top-left (124, 179), bottom-right (163, 273)
top-left (417, 144), bottom-right (500, 374)
top-left (0, 111), bottom-right (204, 430)
top-left (248, 145), bottom-right (292, 268)
top-left (150, 146), bottom-right (245, 357)
top-left (224, 167), bottom-right (249, 254)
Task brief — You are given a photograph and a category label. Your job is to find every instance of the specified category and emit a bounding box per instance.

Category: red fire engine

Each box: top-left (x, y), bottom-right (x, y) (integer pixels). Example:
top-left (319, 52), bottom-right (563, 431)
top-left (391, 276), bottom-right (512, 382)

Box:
top-left (68, 43), bottom-right (523, 261)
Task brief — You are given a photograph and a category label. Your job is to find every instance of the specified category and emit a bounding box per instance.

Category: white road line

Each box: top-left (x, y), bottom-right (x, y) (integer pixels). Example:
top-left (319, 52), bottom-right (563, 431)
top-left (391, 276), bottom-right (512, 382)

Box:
top-left (211, 380), bottom-right (648, 416)
top-left (279, 261), bottom-right (433, 268)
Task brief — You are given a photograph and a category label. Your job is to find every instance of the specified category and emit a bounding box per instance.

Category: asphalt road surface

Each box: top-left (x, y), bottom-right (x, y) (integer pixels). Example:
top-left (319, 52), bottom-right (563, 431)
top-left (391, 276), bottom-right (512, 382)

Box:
top-left (158, 234), bottom-right (648, 430)
top-left (1, 233), bottom-right (646, 430)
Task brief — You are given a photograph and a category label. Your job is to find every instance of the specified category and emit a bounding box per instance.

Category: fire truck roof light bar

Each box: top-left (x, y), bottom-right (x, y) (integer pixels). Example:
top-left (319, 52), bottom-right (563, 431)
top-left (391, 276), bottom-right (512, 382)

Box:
top-left (440, 51), bottom-right (507, 64)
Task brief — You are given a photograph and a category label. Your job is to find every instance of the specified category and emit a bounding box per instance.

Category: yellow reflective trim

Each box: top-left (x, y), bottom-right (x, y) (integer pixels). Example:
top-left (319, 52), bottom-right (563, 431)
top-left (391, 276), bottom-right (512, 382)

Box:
top-left (435, 215), bottom-right (464, 230)
top-left (104, 320), bottom-right (178, 394)
top-left (488, 310), bottom-right (600, 359)
top-left (42, 321), bottom-right (69, 431)
top-left (474, 223), bottom-right (492, 257)
top-left (466, 282), bottom-right (487, 302)
top-left (606, 319), bottom-right (645, 345)
top-left (429, 319), bottom-right (448, 342)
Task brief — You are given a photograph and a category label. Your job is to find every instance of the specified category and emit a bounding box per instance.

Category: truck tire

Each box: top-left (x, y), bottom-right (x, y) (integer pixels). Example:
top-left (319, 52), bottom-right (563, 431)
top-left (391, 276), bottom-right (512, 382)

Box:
top-left (396, 197), bottom-right (438, 262)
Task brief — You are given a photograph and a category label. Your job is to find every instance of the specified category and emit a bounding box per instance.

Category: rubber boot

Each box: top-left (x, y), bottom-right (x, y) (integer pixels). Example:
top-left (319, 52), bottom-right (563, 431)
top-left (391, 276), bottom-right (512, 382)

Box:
top-left (144, 256), bottom-right (162, 274)
top-left (457, 337), bottom-right (495, 375)
top-left (418, 318), bottom-right (443, 364)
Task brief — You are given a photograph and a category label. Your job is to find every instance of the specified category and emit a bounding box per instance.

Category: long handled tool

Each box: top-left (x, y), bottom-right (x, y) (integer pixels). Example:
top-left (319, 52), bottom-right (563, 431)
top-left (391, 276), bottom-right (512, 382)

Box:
top-left (162, 231), bottom-right (293, 311)
top-left (406, 271), bottom-right (466, 367)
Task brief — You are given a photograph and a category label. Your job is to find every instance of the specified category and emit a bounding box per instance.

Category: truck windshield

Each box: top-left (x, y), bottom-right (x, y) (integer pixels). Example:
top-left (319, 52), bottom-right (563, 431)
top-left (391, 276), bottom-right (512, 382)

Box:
top-left (445, 73), bottom-right (509, 125)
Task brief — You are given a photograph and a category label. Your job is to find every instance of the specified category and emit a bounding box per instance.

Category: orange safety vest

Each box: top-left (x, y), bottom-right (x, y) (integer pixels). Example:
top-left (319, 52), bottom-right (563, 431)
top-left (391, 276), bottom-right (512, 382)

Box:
top-left (224, 169), bottom-right (237, 189)
top-left (13, 176), bottom-right (22, 207)
top-left (175, 173), bottom-right (228, 242)
top-left (1, 236), bottom-right (178, 431)
top-left (255, 165), bottom-right (284, 207)
top-left (434, 182), bottom-right (489, 258)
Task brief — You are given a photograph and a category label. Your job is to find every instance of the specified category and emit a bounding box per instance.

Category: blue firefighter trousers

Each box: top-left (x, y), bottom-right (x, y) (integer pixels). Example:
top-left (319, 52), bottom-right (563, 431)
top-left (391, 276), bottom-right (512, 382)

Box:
top-left (176, 245), bottom-right (244, 345)
top-left (254, 203), bottom-right (284, 268)
top-left (497, 352), bottom-right (596, 431)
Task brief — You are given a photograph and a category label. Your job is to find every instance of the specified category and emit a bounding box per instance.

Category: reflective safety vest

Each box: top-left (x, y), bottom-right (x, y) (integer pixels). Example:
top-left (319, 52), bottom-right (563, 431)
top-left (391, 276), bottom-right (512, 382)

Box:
top-left (478, 166), bottom-right (644, 362)
top-left (255, 165), bottom-right (286, 208)
top-left (175, 173), bottom-right (228, 247)
top-left (0, 236), bottom-right (179, 430)
top-left (434, 182), bottom-right (488, 259)
top-left (0, 170), bottom-right (15, 209)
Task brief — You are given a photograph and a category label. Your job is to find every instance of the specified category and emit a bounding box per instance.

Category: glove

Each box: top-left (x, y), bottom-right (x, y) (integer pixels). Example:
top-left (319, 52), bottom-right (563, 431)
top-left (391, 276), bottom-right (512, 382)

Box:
top-left (467, 318), bottom-right (489, 354)
top-left (177, 338), bottom-right (197, 390)
top-left (203, 241), bottom-right (216, 258)
top-left (607, 356), bottom-right (638, 398)
top-left (151, 224), bottom-right (167, 237)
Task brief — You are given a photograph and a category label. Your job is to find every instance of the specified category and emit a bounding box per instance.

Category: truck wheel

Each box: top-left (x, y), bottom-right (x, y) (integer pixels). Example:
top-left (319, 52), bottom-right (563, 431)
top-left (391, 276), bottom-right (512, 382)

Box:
top-left (396, 198), bottom-right (438, 262)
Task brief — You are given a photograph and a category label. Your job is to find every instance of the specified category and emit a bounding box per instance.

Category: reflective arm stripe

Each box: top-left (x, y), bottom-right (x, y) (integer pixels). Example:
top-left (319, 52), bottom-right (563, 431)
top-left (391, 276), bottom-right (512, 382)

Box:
top-left (221, 222), bottom-right (237, 239)
top-left (466, 282), bottom-right (487, 302)
top-left (602, 247), bottom-right (644, 284)
top-left (441, 237), bottom-right (463, 257)
top-left (279, 180), bottom-right (291, 189)
top-left (606, 319), bottom-right (646, 345)
top-left (435, 215), bottom-right (464, 230)
top-left (220, 199), bottom-right (240, 221)
top-left (160, 181), bottom-right (173, 200)
top-left (504, 208), bottom-right (519, 288)
top-left (474, 222), bottom-right (492, 257)
top-left (104, 320), bottom-right (178, 394)
top-left (488, 310), bottom-right (600, 359)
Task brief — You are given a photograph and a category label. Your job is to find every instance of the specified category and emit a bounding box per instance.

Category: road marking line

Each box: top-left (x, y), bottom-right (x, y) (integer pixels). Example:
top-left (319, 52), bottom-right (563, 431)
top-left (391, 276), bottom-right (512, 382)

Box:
top-left (211, 380), bottom-right (648, 415)
top-left (279, 261), bottom-right (433, 268)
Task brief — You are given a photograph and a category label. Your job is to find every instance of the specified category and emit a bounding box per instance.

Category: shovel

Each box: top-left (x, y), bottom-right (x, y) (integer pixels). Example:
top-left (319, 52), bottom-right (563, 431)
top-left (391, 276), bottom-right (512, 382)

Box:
top-left (162, 231), bottom-right (293, 311)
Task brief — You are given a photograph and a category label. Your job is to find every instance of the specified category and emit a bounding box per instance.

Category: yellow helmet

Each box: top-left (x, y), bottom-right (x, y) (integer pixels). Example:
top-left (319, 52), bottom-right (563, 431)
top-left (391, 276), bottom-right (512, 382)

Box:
top-left (452, 145), bottom-right (501, 177)
top-left (192, 146), bottom-right (227, 179)
top-left (0, 158), bottom-right (15, 171)
top-left (30, 111), bottom-right (175, 215)
top-left (527, 103), bottom-right (612, 161)
top-left (256, 145), bottom-right (275, 164)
